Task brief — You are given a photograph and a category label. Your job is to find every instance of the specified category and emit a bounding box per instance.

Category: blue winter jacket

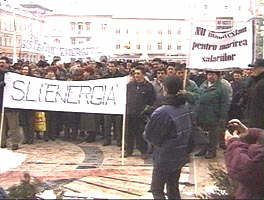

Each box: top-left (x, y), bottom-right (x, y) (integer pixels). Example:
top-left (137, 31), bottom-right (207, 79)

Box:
top-left (145, 95), bottom-right (192, 172)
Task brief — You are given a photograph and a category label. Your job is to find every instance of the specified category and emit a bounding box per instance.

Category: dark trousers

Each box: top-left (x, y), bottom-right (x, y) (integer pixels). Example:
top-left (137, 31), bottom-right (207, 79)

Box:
top-left (125, 115), bottom-right (147, 155)
top-left (202, 125), bottom-right (219, 154)
top-left (22, 110), bottom-right (34, 143)
top-left (151, 167), bottom-right (182, 200)
top-left (104, 114), bottom-right (122, 142)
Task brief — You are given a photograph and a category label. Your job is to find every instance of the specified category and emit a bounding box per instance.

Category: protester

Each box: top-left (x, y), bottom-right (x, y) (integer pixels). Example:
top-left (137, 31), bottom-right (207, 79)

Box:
top-left (145, 76), bottom-right (192, 200)
top-left (175, 63), bottom-right (201, 105)
top-left (125, 65), bottom-right (156, 158)
top-left (0, 56), bottom-right (21, 150)
top-left (228, 70), bottom-right (247, 120)
top-left (195, 70), bottom-right (230, 158)
top-left (102, 61), bottom-right (124, 146)
top-left (0, 56), bottom-right (8, 148)
top-left (224, 119), bottom-right (264, 199)
top-left (19, 65), bottom-right (35, 144)
top-left (246, 59), bottom-right (264, 129)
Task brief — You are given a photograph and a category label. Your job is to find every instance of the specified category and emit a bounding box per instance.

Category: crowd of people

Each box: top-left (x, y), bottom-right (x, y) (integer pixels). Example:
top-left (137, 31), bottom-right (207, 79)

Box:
top-left (0, 55), bottom-right (264, 199)
top-left (0, 56), bottom-right (257, 153)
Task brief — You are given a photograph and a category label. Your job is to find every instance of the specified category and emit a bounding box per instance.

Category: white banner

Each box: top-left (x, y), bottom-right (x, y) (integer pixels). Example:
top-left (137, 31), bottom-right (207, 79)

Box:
top-left (21, 35), bottom-right (103, 59)
top-left (3, 73), bottom-right (127, 115)
top-left (188, 22), bottom-right (253, 70)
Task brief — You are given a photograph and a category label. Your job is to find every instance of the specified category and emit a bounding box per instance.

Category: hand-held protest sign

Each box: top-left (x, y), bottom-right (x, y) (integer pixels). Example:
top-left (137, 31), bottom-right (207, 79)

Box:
top-left (188, 22), bottom-right (253, 70)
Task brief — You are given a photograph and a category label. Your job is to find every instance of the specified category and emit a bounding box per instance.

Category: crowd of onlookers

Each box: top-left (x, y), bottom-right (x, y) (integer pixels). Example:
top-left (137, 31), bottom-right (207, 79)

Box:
top-left (1, 55), bottom-right (264, 199)
top-left (0, 56), bottom-right (254, 152)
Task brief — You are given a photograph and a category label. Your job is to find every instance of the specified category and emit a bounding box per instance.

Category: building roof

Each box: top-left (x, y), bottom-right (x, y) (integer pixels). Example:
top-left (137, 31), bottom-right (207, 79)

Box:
top-left (20, 4), bottom-right (53, 12)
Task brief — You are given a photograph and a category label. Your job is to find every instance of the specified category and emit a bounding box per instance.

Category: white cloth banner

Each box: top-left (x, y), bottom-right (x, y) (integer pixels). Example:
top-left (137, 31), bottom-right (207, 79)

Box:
top-left (21, 34), bottom-right (102, 59)
top-left (3, 72), bottom-right (127, 115)
top-left (188, 22), bottom-right (253, 70)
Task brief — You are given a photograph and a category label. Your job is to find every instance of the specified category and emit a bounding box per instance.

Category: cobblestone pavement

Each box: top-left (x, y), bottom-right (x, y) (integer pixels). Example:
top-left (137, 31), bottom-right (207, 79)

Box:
top-left (0, 138), bottom-right (225, 199)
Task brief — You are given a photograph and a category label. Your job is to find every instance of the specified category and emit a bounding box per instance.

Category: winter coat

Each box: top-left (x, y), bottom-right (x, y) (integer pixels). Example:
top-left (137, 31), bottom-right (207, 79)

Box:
top-left (145, 95), bottom-right (192, 172)
top-left (196, 79), bottom-right (230, 127)
top-left (102, 70), bottom-right (124, 79)
top-left (127, 80), bottom-right (156, 116)
top-left (246, 72), bottom-right (264, 129)
top-left (0, 72), bottom-right (5, 109)
top-left (185, 79), bottom-right (202, 105)
top-left (224, 128), bottom-right (264, 199)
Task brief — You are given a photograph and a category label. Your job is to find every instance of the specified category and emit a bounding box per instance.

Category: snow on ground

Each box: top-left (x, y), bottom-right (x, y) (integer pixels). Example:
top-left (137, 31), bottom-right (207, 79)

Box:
top-left (0, 149), bottom-right (27, 173)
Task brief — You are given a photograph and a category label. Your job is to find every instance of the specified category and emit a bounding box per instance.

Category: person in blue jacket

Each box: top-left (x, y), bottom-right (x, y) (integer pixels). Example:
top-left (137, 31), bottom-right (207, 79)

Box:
top-left (145, 76), bottom-right (192, 199)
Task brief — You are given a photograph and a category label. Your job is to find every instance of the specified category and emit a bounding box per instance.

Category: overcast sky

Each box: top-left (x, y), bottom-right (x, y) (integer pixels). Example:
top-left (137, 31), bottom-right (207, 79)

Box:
top-left (19, 0), bottom-right (191, 18)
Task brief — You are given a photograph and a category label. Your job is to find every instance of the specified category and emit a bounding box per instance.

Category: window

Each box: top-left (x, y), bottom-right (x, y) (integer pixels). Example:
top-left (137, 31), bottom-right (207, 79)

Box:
top-left (177, 45), bottom-right (181, 50)
top-left (54, 38), bottom-right (60, 44)
top-left (70, 22), bottom-right (75, 31)
top-left (225, 5), bottom-right (228, 10)
top-left (204, 4), bottom-right (208, 9)
top-left (158, 30), bottom-right (162, 35)
top-left (8, 38), bottom-right (11, 46)
top-left (116, 28), bottom-right (120, 34)
top-left (116, 44), bottom-right (120, 49)
top-left (147, 44), bottom-right (151, 50)
top-left (136, 44), bottom-right (140, 49)
top-left (168, 45), bottom-right (172, 50)
top-left (177, 28), bottom-right (182, 35)
top-left (85, 22), bottom-right (91, 31)
top-left (157, 42), bottom-right (162, 50)
top-left (4, 22), bottom-right (7, 31)
top-left (147, 29), bottom-right (152, 34)
top-left (9, 22), bottom-right (12, 31)
top-left (0, 20), bottom-right (1, 31)
top-left (168, 29), bottom-right (172, 34)
top-left (71, 38), bottom-right (76, 45)
top-left (101, 24), bottom-right (107, 31)
top-left (4, 38), bottom-right (7, 46)
top-left (0, 37), bottom-right (2, 46)
top-left (126, 29), bottom-right (129, 34)
top-left (78, 23), bottom-right (83, 31)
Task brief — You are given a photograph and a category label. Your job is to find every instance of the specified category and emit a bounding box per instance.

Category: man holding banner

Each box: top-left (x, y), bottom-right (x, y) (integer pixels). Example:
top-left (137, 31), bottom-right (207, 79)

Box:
top-left (0, 57), bottom-right (21, 150)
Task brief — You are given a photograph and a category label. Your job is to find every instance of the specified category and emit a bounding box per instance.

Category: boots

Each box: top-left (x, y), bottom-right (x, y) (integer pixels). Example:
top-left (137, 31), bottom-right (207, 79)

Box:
top-left (103, 139), bottom-right (111, 146)
top-left (11, 144), bottom-right (19, 150)
top-left (205, 151), bottom-right (216, 159)
top-left (195, 146), bottom-right (207, 157)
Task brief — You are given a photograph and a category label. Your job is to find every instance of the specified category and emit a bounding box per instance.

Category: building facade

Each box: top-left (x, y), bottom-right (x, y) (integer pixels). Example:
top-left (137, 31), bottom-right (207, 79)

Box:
top-left (0, 1), bottom-right (51, 62)
top-left (1, 0), bottom-right (262, 62)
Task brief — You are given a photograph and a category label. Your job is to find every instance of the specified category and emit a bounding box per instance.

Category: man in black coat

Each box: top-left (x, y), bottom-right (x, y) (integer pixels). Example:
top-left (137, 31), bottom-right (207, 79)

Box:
top-left (145, 76), bottom-right (192, 199)
top-left (102, 61), bottom-right (124, 146)
top-left (246, 59), bottom-right (264, 129)
top-left (125, 66), bottom-right (156, 158)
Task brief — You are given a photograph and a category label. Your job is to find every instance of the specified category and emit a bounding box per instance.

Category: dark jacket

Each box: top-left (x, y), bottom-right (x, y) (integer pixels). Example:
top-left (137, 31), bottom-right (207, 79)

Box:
top-left (0, 72), bottom-right (5, 109)
top-left (197, 79), bottom-right (230, 127)
top-left (225, 128), bottom-right (264, 199)
top-left (246, 72), bottom-right (264, 128)
top-left (103, 70), bottom-right (124, 79)
top-left (145, 95), bottom-right (192, 172)
top-left (127, 80), bottom-right (156, 116)
top-left (228, 79), bottom-right (247, 120)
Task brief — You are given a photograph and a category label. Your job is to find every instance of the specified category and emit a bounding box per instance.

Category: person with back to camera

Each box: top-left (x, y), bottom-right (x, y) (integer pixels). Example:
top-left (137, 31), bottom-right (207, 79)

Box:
top-left (224, 119), bottom-right (264, 199)
top-left (144, 76), bottom-right (192, 199)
